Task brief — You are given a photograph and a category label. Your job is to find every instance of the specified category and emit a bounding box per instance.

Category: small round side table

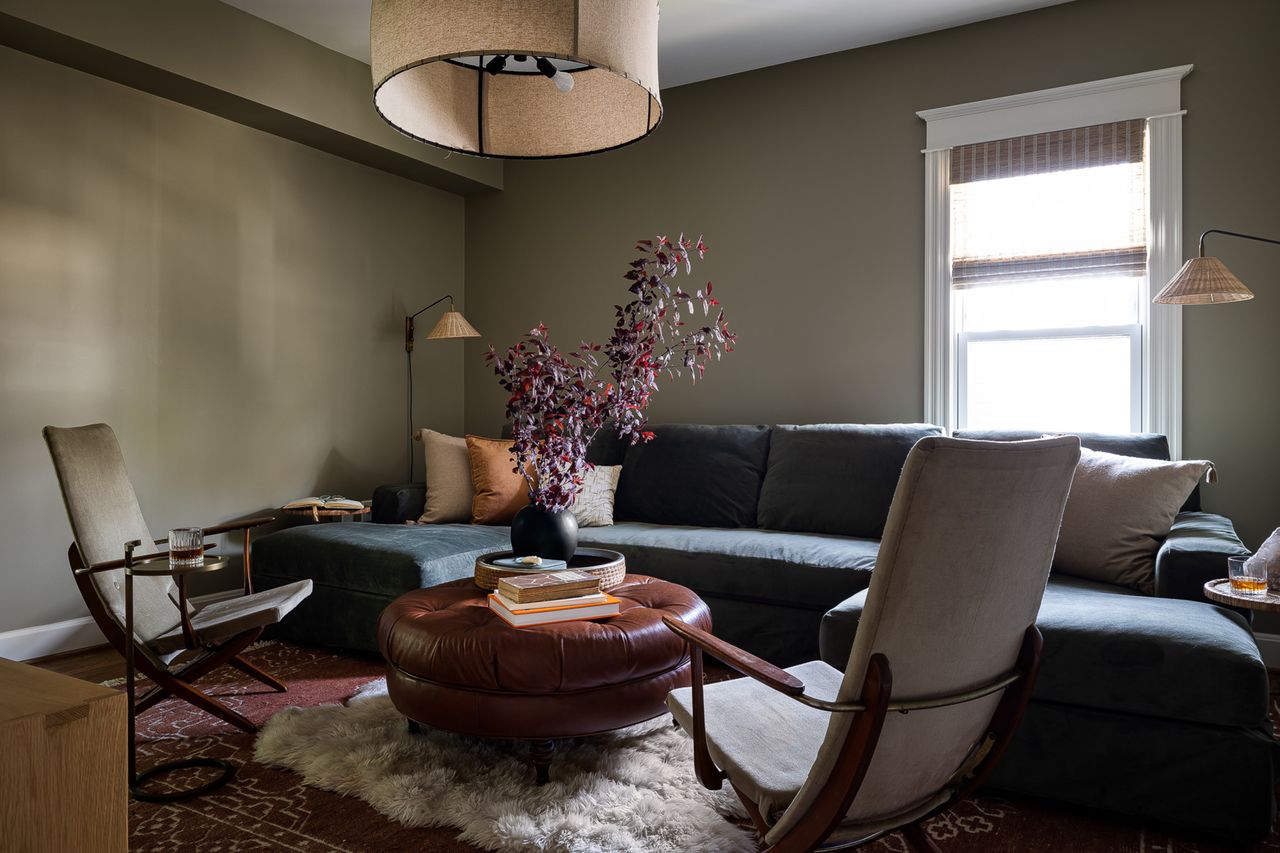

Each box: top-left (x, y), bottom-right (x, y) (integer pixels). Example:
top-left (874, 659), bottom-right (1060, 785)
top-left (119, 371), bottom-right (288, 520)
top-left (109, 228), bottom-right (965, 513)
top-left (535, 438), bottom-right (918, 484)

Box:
top-left (1203, 579), bottom-right (1280, 613)
top-left (282, 504), bottom-right (371, 523)
top-left (125, 551), bottom-right (237, 802)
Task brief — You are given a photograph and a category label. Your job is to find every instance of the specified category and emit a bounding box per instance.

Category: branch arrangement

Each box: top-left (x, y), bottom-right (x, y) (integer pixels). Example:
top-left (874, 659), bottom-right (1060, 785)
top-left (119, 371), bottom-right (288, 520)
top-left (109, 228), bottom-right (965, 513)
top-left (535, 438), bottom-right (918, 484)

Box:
top-left (487, 234), bottom-right (735, 511)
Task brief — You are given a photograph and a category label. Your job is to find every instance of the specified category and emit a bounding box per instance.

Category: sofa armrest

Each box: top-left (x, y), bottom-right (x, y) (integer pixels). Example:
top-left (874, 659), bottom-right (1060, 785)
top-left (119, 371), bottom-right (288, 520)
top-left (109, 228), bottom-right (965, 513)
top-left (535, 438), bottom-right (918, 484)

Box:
top-left (371, 483), bottom-right (425, 524)
top-left (1155, 512), bottom-right (1251, 604)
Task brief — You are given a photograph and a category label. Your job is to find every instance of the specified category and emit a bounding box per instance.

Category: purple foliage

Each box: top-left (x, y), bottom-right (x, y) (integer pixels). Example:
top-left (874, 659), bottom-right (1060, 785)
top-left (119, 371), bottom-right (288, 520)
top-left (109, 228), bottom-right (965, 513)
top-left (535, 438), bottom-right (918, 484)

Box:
top-left (485, 234), bottom-right (735, 512)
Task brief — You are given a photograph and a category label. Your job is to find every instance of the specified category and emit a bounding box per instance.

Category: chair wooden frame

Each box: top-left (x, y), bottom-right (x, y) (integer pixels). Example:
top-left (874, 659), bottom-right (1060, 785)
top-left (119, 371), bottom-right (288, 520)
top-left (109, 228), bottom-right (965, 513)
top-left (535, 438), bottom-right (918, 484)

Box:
top-left (67, 515), bottom-right (283, 734)
top-left (664, 616), bottom-right (1044, 853)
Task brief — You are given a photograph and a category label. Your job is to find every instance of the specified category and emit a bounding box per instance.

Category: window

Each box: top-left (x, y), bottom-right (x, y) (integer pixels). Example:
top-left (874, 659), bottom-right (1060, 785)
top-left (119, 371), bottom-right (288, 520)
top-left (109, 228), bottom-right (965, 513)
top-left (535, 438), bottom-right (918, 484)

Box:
top-left (918, 66), bottom-right (1189, 454)
top-left (951, 121), bottom-right (1147, 433)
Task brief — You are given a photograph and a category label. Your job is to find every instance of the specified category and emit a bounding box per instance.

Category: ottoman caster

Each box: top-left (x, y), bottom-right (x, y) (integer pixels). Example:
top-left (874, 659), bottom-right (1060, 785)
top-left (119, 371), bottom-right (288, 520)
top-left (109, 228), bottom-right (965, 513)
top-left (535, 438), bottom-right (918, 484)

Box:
top-left (407, 718), bottom-right (421, 735)
top-left (530, 739), bottom-right (556, 786)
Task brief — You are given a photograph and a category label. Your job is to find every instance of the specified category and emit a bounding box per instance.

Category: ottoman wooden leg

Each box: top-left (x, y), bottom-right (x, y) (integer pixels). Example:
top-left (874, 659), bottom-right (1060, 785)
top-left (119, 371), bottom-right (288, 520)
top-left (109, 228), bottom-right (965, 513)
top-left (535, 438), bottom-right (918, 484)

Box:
top-left (530, 739), bottom-right (556, 786)
top-left (407, 718), bottom-right (421, 734)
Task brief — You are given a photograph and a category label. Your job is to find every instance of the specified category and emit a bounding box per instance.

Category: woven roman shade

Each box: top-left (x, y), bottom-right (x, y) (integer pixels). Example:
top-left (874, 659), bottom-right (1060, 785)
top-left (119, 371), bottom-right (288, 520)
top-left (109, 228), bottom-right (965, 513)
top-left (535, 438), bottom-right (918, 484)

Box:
top-left (951, 120), bottom-right (1145, 184)
top-left (951, 119), bottom-right (1148, 289)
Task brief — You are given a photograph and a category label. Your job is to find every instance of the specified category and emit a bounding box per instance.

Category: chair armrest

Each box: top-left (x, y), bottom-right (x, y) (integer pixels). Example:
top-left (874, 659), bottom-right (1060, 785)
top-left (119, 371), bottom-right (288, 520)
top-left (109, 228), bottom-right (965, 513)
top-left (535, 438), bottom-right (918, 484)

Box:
top-left (373, 483), bottom-right (426, 524)
top-left (201, 516), bottom-right (275, 537)
top-left (663, 616), bottom-right (804, 697)
top-left (1155, 512), bottom-right (1251, 603)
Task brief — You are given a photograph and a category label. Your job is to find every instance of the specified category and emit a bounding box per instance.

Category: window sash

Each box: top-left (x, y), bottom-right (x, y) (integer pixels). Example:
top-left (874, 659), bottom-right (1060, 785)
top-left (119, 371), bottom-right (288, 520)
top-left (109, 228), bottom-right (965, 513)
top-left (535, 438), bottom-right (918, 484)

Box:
top-left (956, 324), bottom-right (1143, 433)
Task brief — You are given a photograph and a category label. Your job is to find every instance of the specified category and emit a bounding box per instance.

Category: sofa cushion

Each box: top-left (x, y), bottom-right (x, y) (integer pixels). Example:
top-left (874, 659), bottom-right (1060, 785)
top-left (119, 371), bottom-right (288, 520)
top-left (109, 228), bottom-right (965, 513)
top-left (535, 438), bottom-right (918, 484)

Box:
top-left (954, 429), bottom-right (1201, 512)
top-left (578, 522), bottom-right (877, 611)
top-left (820, 575), bottom-right (1267, 729)
top-left (614, 424), bottom-right (771, 528)
top-left (757, 423), bottom-right (943, 537)
top-left (1054, 449), bottom-right (1211, 592)
top-left (252, 523), bottom-right (510, 598)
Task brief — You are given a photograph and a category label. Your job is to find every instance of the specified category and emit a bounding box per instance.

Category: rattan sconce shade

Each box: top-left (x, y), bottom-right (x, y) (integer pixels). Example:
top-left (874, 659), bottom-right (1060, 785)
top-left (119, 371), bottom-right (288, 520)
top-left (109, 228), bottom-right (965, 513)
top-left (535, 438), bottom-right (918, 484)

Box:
top-left (370, 0), bottom-right (662, 159)
top-left (425, 310), bottom-right (481, 340)
top-left (1153, 257), bottom-right (1256, 304)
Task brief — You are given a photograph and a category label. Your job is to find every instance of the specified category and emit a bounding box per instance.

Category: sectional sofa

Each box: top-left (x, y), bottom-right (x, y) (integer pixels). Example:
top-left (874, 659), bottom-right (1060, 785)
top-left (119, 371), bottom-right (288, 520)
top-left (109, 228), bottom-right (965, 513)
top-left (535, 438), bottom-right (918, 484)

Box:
top-left (252, 423), bottom-right (1272, 841)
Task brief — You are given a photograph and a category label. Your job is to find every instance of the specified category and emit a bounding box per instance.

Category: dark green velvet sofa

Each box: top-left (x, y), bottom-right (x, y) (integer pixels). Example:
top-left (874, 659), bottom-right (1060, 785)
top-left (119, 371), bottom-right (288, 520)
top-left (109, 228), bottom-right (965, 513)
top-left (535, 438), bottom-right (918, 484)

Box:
top-left (252, 423), bottom-right (1272, 841)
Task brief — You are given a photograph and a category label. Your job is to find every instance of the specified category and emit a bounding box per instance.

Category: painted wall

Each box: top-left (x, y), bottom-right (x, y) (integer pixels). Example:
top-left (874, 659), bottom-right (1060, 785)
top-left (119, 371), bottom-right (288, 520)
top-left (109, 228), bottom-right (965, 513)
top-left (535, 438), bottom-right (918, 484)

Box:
top-left (0, 46), bottom-right (466, 636)
top-left (464, 0), bottom-right (1280, 549)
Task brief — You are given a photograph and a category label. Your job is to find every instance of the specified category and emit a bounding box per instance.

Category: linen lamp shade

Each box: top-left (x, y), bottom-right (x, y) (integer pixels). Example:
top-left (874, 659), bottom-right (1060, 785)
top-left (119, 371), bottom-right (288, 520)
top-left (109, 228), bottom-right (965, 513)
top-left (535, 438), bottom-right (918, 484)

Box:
top-left (370, 0), bottom-right (662, 159)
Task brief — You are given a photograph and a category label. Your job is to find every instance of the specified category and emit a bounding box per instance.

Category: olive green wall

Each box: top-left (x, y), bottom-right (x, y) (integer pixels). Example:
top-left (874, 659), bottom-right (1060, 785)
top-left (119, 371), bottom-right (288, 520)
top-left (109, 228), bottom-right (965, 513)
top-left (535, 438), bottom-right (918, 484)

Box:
top-left (0, 45), bottom-right (466, 636)
top-left (464, 0), bottom-right (1280, 549)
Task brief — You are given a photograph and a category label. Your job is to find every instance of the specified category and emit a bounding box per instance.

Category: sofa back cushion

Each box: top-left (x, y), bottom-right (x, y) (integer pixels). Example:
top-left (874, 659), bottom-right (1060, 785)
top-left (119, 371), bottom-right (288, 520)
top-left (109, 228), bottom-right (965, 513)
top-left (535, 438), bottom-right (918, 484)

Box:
top-left (954, 429), bottom-right (1199, 511)
top-left (757, 424), bottom-right (944, 537)
top-left (614, 424), bottom-right (771, 528)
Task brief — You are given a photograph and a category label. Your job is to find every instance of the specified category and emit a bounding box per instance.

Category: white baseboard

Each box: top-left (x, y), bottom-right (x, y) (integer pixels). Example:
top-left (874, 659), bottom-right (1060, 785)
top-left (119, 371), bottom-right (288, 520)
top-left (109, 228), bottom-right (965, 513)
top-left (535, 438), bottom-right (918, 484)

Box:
top-left (0, 588), bottom-right (244, 662)
top-left (1253, 632), bottom-right (1280, 669)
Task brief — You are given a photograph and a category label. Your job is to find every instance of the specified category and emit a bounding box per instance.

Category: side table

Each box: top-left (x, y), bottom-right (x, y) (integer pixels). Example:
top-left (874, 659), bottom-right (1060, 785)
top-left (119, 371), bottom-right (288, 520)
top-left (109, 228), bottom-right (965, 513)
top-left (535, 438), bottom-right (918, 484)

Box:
top-left (123, 547), bottom-right (237, 801)
top-left (282, 504), bottom-right (371, 523)
top-left (0, 658), bottom-right (126, 852)
top-left (1203, 578), bottom-right (1280, 613)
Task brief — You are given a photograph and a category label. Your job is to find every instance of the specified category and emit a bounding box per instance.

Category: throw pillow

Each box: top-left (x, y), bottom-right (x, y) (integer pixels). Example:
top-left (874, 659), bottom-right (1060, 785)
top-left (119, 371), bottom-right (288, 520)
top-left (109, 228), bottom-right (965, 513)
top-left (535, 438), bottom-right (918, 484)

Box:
top-left (418, 429), bottom-right (473, 524)
top-left (467, 435), bottom-right (530, 525)
top-left (1053, 447), bottom-right (1213, 592)
top-left (569, 465), bottom-right (622, 527)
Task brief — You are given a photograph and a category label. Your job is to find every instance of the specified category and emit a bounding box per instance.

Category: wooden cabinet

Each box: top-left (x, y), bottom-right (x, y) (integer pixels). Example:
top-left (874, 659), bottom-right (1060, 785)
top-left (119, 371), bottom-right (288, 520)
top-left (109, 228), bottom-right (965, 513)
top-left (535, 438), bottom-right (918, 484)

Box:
top-left (0, 657), bottom-right (126, 853)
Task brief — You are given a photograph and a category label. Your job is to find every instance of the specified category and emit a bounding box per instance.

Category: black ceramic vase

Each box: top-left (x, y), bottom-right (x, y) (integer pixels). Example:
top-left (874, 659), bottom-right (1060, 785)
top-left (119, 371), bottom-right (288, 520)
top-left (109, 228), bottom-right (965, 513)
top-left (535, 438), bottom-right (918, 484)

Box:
top-left (510, 505), bottom-right (579, 562)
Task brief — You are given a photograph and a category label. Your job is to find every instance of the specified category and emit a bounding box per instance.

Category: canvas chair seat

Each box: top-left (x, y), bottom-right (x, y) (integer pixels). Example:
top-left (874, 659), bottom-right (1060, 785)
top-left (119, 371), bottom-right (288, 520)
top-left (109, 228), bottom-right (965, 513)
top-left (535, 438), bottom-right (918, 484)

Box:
top-left (670, 660), bottom-right (840, 817)
top-left (151, 579), bottom-right (312, 655)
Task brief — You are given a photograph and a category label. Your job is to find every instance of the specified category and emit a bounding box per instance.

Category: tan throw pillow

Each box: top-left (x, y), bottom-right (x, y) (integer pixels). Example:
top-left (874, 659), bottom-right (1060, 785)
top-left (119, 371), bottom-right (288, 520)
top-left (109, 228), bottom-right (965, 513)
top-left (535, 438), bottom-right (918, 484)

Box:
top-left (569, 465), bottom-right (622, 527)
top-left (1054, 448), bottom-right (1212, 592)
top-left (418, 430), bottom-right (473, 524)
top-left (467, 435), bottom-right (530, 525)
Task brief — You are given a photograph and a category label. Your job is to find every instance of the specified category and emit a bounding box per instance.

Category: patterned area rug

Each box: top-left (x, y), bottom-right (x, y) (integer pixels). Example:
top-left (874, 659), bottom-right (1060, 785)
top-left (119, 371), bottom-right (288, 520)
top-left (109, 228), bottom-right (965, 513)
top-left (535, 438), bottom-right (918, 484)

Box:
top-left (127, 642), bottom-right (1277, 852)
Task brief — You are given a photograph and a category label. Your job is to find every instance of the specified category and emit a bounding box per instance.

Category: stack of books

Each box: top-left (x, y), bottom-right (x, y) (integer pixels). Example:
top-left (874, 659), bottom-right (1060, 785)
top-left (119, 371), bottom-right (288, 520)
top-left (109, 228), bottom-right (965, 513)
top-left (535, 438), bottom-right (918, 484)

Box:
top-left (488, 569), bottom-right (621, 628)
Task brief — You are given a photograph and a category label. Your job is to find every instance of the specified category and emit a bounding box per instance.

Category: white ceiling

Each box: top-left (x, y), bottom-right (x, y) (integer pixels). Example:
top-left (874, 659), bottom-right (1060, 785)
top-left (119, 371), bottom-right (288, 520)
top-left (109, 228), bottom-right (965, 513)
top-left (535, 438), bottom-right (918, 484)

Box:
top-left (221, 0), bottom-right (1074, 88)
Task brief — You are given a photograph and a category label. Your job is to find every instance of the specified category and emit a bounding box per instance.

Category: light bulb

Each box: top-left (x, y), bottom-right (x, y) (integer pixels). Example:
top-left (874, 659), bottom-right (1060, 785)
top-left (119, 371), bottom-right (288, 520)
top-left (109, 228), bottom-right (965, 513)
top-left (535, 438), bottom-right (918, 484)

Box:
top-left (552, 70), bottom-right (574, 93)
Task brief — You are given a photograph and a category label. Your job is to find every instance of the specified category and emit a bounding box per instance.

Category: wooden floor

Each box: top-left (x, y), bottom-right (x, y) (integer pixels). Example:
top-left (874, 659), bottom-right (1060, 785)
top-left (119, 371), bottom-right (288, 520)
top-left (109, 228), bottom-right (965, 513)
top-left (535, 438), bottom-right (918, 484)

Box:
top-left (31, 644), bottom-right (124, 682)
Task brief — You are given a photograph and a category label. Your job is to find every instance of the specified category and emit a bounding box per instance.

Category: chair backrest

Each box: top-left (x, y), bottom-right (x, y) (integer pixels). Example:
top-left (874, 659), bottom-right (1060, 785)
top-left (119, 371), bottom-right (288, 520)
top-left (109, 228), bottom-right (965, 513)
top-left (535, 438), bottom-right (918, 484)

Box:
top-left (43, 424), bottom-right (180, 644)
top-left (768, 435), bottom-right (1080, 841)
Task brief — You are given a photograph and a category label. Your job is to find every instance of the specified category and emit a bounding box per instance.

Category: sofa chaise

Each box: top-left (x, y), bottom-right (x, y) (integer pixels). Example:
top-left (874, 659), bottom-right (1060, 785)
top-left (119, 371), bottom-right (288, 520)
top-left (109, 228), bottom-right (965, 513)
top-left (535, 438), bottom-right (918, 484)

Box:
top-left (252, 423), bottom-right (1272, 841)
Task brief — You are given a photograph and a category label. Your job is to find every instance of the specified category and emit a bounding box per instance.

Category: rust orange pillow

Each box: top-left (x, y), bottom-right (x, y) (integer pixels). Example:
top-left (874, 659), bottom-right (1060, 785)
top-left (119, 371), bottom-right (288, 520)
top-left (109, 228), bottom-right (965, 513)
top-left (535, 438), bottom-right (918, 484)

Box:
top-left (466, 435), bottom-right (530, 525)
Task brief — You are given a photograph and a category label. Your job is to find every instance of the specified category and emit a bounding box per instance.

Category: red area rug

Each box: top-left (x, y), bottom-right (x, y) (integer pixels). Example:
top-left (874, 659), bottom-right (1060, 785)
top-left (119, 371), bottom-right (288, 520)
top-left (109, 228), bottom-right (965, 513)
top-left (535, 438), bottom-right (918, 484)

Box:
top-left (126, 642), bottom-right (1277, 852)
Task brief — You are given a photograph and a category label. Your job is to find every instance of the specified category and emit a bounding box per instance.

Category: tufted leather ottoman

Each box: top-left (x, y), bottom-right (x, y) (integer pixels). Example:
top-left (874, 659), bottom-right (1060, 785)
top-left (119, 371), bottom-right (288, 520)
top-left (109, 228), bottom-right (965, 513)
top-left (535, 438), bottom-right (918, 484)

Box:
top-left (376, 574), bottom-right (710, 784)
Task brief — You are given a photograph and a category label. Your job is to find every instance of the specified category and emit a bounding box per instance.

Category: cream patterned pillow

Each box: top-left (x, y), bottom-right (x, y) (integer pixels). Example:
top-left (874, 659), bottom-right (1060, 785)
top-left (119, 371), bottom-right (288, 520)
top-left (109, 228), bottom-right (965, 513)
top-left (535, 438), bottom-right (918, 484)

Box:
top-left (570, 465), bottom-right (622, 527)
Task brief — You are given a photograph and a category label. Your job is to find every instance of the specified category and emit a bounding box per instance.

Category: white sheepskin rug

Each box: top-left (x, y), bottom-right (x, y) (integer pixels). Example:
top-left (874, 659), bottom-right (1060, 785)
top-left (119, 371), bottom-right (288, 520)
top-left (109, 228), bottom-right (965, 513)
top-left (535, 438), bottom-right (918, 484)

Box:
top-left (254, 679), bottom-right (758, 852)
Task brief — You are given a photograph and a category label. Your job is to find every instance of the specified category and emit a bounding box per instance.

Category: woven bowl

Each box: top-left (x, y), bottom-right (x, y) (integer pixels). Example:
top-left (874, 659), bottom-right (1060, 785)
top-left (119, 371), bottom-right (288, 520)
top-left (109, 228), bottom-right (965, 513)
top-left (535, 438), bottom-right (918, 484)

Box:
top-left (474, 548), bottom-right (626, 592)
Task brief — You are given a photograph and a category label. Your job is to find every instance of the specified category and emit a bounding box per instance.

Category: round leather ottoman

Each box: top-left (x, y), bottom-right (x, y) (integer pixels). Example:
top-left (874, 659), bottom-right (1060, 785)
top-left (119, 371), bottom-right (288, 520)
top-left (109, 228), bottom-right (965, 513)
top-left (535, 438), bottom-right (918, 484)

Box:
top-left (376, 574), bottom-right (711, 784)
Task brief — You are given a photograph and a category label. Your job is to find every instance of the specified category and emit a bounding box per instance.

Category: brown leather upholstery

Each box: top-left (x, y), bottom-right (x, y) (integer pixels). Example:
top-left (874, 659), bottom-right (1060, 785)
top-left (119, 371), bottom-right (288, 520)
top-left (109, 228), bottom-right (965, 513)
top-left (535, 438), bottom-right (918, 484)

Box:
top-left (376, 575), bottom-right (711, 739)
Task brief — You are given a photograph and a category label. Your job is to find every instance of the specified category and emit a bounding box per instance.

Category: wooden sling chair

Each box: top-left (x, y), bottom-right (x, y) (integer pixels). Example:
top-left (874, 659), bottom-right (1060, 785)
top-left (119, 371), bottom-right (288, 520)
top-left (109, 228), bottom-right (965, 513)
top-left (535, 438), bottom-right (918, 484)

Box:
top-left (665, 435), bottom-right (1081, 852)
top-left (44, 423), bottom-right (313, 733)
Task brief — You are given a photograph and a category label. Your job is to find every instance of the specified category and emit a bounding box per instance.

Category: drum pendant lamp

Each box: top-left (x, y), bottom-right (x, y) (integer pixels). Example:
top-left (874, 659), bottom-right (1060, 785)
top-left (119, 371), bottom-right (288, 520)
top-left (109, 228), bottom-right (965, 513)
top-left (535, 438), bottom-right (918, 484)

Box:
top-left (370, 0), bottom-right (663, 159)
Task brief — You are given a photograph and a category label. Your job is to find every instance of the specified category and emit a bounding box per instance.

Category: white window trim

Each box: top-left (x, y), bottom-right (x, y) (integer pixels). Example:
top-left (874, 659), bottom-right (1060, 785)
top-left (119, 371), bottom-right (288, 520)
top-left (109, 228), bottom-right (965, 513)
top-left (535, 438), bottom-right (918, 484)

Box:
top-left (919, 65), bottom-right (1191, 457)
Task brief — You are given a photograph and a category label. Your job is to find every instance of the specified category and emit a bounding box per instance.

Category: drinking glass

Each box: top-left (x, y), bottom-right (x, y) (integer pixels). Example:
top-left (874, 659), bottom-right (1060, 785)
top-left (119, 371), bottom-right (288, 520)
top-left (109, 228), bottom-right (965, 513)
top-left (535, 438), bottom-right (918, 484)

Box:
top-left (1228, 555), bottom-right (1267, 597)
top-left (168, 527), bottom-right (204, 569)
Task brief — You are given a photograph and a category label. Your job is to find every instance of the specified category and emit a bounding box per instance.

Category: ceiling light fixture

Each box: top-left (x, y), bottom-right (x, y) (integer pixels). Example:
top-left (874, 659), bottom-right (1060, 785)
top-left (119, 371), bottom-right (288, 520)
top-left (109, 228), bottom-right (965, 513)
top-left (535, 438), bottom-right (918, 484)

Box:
top-left (370, 0), bottom-right (662, 159)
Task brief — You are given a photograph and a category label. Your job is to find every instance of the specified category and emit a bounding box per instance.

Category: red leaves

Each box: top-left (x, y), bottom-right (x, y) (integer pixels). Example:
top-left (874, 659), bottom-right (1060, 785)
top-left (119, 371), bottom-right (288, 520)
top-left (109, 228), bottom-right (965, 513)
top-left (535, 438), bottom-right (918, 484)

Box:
top-left (488, 232), bottom-right (733, 512)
